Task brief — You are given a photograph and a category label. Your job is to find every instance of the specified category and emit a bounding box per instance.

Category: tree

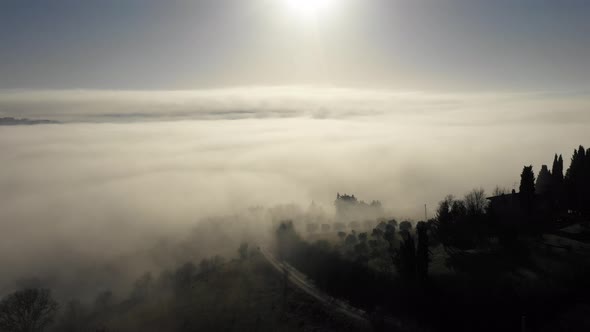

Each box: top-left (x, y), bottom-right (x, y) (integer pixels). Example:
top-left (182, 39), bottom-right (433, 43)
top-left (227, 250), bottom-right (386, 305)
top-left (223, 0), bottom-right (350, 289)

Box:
top-left (535, 165), bottom-right (553, 195)
top-left (551, 154), bottom-right (565, 210)
top-left (520, 165), bottom-right (535, 196)
top-left (436, 195), bottom-right (454, 225)
top-left (434, 195), bottom-right (454, 246)
top-left (383, 224), bottom-right (396, 245)
top-left (416, 221), bottom-right (430, 282)
top-left (552, 154), bottom-right (564, 183)
top-left (451, 200), bottom-right (467, 219)
top-left (345, 232), bottom-right (358, 246)
top-left (399, 221), bottom-right (413, 232)
top-left (565, 146), bottom-right (586, 211)
top-left (0, 288), bottom-right (58, 332)
top-left (519, 165), bottom-right (536, 213)
top-left (464, 188), bottom-right (487, 216)
top-left (371, 228), bottom-right (383, 238)
top-left (376, 221), bottom-right (387, 231)
top-left (358, 232), bottom-right (368, 242)
top-left (393, 230), bottom-right (416, 282)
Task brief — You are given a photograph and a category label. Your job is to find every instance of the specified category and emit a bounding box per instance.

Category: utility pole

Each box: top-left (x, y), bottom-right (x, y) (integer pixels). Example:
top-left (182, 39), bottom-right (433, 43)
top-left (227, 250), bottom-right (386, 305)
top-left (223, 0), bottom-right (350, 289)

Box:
top-left (424, 204), bottom-right (428, 221)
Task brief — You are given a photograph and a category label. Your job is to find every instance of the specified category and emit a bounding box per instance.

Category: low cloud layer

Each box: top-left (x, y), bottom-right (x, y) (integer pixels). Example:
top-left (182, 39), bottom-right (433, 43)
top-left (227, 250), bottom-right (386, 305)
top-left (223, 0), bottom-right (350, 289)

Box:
top-left (0, 86), bottom-right (588, 298)
top-left (2, 86), bottom-right (590, 124)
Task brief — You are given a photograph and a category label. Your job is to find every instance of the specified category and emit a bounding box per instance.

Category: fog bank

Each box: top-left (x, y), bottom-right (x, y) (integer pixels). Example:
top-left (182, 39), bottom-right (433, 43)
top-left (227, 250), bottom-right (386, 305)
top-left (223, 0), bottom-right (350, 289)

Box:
top-left (1, 87), bottom-right (588, 298)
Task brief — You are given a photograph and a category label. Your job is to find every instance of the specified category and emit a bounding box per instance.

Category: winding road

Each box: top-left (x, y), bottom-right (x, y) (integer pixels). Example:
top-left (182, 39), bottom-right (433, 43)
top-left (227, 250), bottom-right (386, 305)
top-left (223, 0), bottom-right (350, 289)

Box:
top-left (259, 247), bottom-right (369, 323)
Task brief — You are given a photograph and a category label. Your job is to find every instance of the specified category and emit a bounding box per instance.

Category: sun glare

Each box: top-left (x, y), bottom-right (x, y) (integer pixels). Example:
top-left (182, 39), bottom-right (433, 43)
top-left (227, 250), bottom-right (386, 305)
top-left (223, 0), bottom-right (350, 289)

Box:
top-left (284, 0), bottom-right (336, 19)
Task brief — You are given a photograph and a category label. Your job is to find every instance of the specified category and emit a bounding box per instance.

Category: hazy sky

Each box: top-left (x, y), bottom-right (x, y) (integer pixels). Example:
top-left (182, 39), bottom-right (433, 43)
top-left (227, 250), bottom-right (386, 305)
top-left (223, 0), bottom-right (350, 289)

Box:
top-left (2, 0), bottom-right (590, 91)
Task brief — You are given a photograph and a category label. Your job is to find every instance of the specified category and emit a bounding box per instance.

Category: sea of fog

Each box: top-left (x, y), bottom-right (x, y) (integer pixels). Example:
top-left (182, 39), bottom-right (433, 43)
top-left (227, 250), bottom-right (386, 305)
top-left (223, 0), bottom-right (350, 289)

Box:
top-left (1, 87), bottom-right (588, 298)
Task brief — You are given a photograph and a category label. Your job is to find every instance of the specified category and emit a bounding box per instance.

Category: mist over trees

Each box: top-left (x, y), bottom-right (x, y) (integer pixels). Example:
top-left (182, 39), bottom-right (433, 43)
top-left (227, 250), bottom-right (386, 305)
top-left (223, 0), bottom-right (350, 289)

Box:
top-left (1, 144), bottom-right (589, 331)
top-left (272, 144), bottom-right (590, 331)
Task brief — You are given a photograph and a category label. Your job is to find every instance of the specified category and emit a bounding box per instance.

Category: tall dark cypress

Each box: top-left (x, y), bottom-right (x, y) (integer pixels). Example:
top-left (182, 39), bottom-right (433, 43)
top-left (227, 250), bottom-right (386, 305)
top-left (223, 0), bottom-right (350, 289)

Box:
top-left (584, 148), bottom-right (590, 214)
top-left (552, 154), bottom-right (564, 182)
top-left (558, 154), bottom-right (564, 180)
top-left (520, 166), bottom-right (536, 195)
top-left (565, 146), bottom-right (587, 211)
top-left (553, 154), bottom-right (565, 210)
top-left (552, 154), bottom-right (559, 177)
top-left (520, 165), bottom-right (536, 214)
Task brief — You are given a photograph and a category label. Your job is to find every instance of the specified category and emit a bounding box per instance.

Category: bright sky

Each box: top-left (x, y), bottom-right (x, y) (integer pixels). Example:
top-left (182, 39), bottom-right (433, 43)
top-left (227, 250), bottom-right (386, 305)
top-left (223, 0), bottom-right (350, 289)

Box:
top-left (1, 0), bottom-right (590, 91)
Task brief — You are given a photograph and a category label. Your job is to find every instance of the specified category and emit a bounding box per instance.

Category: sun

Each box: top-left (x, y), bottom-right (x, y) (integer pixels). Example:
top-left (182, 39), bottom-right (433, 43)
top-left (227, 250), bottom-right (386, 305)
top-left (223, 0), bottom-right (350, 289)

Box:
top-left (283, 0), bottom-right (336, 19)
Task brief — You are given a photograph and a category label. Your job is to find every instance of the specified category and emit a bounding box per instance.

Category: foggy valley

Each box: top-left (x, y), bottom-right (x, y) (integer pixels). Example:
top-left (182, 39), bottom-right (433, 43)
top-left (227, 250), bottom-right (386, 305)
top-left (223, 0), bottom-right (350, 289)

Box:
top-left (1, 1), bottom-right (590, 331)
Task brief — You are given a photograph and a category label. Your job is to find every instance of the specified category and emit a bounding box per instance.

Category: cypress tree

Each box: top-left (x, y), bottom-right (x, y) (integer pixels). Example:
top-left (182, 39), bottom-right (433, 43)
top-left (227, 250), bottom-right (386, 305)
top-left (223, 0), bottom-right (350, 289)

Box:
top-left (552, 154), bottom-right (564, 183)
top-left (565, 146), bottom-right (586, 211)
top-left (519, 166), bottom-right (536, 214)
top-left (552, 154), bottom-right (565, 210)
top-left (536, 165), bottom-right (552, 195)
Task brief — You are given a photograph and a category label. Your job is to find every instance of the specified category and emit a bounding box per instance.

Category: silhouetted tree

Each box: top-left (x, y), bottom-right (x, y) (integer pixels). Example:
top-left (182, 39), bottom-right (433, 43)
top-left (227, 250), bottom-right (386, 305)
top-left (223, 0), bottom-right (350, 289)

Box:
top-left (551, 154), bottom-right (566, 210)
top-left (376, 221), bottom-right (387, 231)
top-left (383, 224), bottom-right (396, 245)
top-left (345, 232), bottom-right (358, 246)
top-left (415, 221), bottom-right (430, 282)
top-left (393, 230), bottom-right (416, 282)
top-left (565, 146), bottom-right (587, 212)
top-left (371, 228), bottom-right (384, 238)
top-left (535, 165), bottom-right (552, 195)
top-left (436, 195), bottom-right (454, 221)
top-left (434, 195), bottom-right (454, 245)
top-left (519, 165), bottom-right (536, 213)
top-left (451, 200), bottom-right (467, 219)
top-left (552, 154), bottom-right (564, 183)
top-left (399, 221), bottom-right (412, 232)
top-left (0, 288), bottom-right (58, 332)
top-left (358, 232), bottom-right (368, 242)
top-left (464, 188), bottom-right (487, 216)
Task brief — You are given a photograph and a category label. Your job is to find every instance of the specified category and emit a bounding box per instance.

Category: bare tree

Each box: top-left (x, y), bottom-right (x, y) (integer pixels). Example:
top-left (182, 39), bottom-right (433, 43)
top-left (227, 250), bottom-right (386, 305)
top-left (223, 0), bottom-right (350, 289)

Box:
top-left (464, 188), bottom-right (487, 216)
top-left (0, 288), bottom-right (58, 332)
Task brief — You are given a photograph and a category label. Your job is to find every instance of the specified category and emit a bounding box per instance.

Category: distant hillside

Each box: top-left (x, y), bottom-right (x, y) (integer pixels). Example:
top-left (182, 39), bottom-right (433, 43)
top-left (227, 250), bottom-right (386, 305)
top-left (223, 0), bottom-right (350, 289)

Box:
top-left (0, 117), bottom-right (60, 125)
